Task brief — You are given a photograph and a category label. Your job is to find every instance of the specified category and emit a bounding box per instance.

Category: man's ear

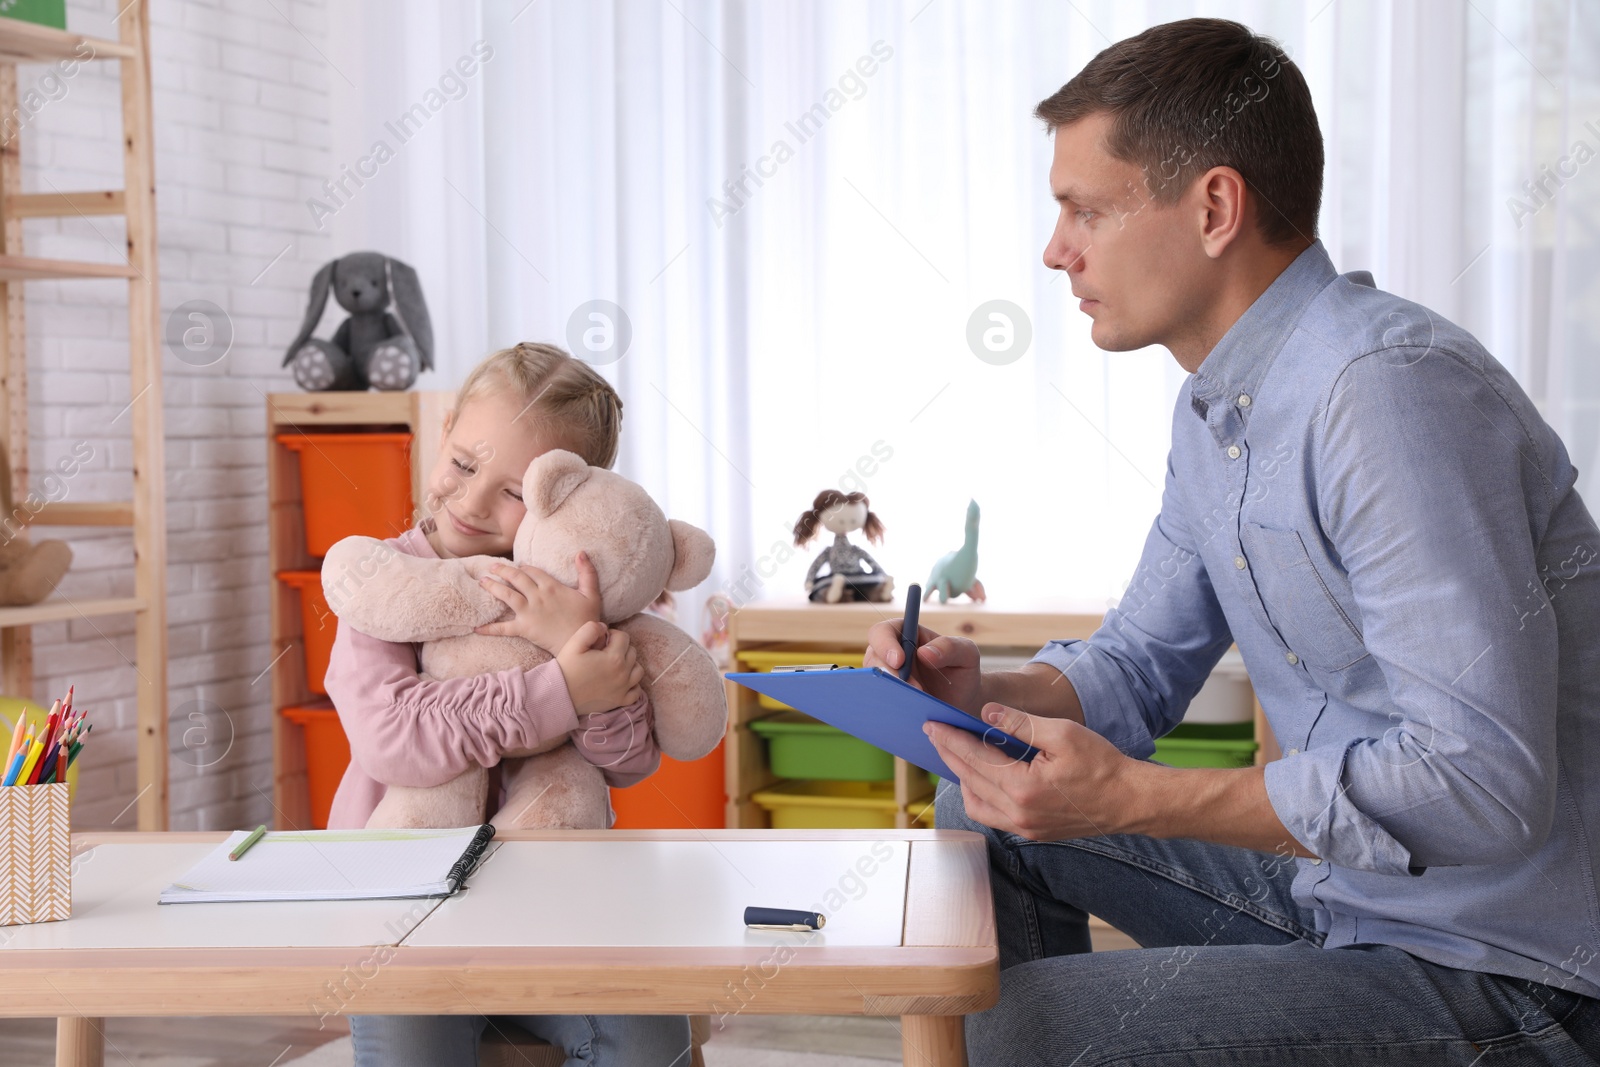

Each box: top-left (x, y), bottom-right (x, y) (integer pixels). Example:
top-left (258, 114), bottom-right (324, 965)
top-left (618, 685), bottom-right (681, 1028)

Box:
top-left (524, 450), bottom-right (591, 518)
top-left (1197, 165), bottom-right (1249, 260)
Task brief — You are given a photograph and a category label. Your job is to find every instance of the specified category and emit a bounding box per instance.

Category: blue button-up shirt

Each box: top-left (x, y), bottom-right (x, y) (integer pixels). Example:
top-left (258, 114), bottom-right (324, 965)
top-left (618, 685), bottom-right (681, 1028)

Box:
top-left (1033, 241), bottom-right (1600, 998)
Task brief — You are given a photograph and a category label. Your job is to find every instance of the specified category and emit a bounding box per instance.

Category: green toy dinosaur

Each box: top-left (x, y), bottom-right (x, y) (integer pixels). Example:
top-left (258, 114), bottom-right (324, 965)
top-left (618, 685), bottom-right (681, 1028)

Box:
top-left (925, 499), bottom-right (986, 603)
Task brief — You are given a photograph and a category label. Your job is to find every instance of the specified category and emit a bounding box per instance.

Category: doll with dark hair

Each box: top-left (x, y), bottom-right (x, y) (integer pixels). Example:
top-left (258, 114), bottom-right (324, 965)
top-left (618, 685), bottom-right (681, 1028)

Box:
top-left (793, 489), bottom-right (895, 604)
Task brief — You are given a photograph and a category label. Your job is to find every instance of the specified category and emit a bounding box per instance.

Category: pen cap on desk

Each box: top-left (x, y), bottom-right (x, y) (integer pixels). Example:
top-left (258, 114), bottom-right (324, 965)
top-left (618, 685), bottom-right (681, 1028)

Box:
top-left (0, 782), bottom-right (69, 925)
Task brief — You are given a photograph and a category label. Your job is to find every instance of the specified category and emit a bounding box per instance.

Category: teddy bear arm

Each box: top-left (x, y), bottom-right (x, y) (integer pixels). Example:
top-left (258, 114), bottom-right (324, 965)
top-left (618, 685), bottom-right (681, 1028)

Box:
top-left (616, 613), bottom-right (727, 762)
top-left (323, 536), bottom-right (509, 643)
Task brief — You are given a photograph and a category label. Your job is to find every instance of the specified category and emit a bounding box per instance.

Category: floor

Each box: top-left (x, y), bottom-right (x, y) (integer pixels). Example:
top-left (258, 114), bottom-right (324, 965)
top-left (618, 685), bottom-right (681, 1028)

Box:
top-left (0, 928), bottom-right (1140, 1064)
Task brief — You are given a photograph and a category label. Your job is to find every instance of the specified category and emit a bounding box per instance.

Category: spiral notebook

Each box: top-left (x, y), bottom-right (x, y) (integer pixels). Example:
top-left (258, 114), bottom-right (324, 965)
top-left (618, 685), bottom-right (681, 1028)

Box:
top-left (157, 825), bottom-right (497, 904)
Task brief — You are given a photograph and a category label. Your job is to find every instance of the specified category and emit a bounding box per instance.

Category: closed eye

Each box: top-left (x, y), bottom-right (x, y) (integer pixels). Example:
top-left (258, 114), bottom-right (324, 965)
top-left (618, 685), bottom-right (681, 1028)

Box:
top-left (452, 457), bottom-right (475, 476)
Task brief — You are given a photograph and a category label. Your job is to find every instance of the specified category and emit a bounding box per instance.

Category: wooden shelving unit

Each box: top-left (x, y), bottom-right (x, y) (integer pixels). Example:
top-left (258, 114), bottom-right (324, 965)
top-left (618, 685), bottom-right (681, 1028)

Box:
top-left (0, 4), bottom-right (168, 832)
top-left (267, 391), bottom-right (449, 829)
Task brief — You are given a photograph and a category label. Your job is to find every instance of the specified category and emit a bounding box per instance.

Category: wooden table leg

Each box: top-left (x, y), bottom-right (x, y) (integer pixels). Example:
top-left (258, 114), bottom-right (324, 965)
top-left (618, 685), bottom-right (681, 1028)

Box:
top-left (55, 1017), bottom-right (104, 1067)
top-left (901, 1015), bottom-right (966, 1066)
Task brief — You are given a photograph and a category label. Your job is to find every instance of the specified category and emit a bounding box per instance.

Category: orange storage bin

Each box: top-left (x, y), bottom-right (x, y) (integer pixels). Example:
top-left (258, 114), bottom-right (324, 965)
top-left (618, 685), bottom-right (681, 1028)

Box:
top-left (609, 741), bottom-right (726, 829)
top-left (281, 700), bottom-right (350, 829)
top-left (278, 569), bottom-right (334, 695)
top-left (277, 432), bottom-right (414, 557)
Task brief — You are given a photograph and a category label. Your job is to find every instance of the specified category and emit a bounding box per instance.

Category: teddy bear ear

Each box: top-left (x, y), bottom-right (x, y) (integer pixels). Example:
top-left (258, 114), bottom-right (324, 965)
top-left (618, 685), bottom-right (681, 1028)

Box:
top-left (524, 450), bottom-right (592, 517)
top-left (665, 519), bottom-right (715, 591)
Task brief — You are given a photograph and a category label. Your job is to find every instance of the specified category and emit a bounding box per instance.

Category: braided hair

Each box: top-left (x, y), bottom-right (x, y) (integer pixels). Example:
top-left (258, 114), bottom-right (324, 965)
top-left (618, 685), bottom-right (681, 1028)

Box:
top-left (453, 342), bottom-right (624, 469)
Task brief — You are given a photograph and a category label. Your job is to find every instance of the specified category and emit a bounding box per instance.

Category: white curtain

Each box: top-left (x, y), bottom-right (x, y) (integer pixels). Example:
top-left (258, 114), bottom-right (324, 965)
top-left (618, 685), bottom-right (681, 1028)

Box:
top-left (330, 0), bottom-right (1599, 628)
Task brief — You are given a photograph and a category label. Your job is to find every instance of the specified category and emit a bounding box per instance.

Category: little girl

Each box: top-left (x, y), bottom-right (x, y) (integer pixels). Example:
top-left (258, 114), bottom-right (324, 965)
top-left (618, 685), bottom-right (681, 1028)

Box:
top-left (324, 343), bottom-right (691, 1066)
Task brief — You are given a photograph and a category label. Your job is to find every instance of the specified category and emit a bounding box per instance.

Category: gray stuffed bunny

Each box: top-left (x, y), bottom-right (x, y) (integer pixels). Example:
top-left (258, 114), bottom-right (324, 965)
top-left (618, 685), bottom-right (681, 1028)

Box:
top-left (283, 251), bottom-right (434, 391)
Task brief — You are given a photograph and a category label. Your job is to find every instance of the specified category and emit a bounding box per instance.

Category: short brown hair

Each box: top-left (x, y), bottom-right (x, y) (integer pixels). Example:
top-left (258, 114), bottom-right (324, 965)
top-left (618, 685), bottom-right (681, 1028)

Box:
top-left (454, 342), bottom-right (624, 469)
top-left (1035, 18), bottom-right (1322, 246)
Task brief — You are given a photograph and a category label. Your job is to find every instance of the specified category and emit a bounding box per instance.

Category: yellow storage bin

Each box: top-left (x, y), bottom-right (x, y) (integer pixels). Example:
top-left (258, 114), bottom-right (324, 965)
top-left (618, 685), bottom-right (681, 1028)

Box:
top-left (753, 780), bottom-right (898, 828)
top-left (737, 650), bottom-right (866, 711)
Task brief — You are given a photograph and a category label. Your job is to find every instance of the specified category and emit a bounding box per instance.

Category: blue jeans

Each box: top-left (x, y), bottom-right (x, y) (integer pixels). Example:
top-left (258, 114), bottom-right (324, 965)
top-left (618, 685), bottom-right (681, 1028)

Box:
top-left (348, 1012), bottom-right (692, 1067)
top-left (936, 781), bottom-right (1600, 1066)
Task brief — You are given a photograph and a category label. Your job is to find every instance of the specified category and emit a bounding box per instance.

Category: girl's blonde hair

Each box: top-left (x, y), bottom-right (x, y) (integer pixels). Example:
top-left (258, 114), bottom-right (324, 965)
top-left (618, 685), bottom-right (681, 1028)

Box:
top-left (453, 342), bottom-right (624, 469)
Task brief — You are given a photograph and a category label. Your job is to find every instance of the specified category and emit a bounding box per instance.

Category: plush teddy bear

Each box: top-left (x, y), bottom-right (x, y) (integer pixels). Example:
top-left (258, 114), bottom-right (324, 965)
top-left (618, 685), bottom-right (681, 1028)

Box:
top-left (283, 251), bottom-right (433, 392)
top-left (320, 449), bottom-right (726, 831)
top-left (0, 444), bottom-right (72, 607)
top-left (0, 538), bottom-right (71, 606)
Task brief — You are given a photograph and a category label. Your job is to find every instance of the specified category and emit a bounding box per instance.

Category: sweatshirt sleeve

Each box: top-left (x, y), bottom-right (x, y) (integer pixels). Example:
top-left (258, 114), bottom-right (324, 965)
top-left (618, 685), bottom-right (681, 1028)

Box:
top-left (570, 693), bottom-right (661, 788)
top-left (325, 618), bottom-right (582, 789)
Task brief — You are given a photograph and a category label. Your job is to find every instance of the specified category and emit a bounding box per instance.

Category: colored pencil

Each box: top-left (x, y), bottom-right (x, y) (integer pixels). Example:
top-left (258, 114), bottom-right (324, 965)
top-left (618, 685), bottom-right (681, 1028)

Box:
top-left (2, 743), bottom-right (26, 786)
top-left (17, 737), bottom-right (44, 785)
top-left (38, 704), bottom-right (60, 764)
top-left (0, 686), bottom-right (91, 785)
top-left (229, 825), bottom-right (268, 861)
top-left (36, 742), bottom-right (61, 785)
top-left (5, 713), bottom-right (24, 764)
top-left (64, 724), bottom-right (90, 772)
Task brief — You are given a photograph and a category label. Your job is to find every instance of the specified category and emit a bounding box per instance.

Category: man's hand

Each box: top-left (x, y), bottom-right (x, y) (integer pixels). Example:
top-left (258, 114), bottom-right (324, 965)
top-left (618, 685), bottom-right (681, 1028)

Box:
top-left (555, 621), bottom-right (645, 717)
top-left (927, 703), bottom-right (1147, 839)
top-left (863, 619), bottom-right (984, 715)
top-left (930, 703), bottom-right (1319, 857)
top-left (475, 552), bottom-right (603, 653)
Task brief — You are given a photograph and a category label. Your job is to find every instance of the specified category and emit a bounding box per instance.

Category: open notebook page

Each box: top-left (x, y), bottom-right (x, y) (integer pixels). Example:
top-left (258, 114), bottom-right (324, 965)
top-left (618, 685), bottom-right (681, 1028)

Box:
top-left (158, 826), bottom-right (496, 904)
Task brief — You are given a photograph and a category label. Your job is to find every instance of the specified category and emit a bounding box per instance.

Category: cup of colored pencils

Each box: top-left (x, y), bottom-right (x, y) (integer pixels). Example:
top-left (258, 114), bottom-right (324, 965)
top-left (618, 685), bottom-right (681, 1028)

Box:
top-left (0, 686), bottom-right (77, 926)
top-left (2, 684), bottom-right (91, 787)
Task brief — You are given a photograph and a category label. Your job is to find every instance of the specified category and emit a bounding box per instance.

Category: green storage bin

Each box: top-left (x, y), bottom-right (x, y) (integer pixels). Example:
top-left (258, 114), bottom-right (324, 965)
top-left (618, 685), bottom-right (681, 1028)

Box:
top-left (0, 0), bottom-right (67, 29)
top-left (1151, 721), bottom-right (1257, 769)
top-left (749, 711), bottom-right (895, 781)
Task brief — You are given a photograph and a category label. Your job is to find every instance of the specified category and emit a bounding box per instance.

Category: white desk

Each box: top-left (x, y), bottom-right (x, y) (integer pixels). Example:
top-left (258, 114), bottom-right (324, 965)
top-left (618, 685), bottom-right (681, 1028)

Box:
top-left (0, 830), bottom-right (996, 1067)
top-left (1, 840), bottom-right (461, 950)
top-left (410, 839), bottom-right (910, 948)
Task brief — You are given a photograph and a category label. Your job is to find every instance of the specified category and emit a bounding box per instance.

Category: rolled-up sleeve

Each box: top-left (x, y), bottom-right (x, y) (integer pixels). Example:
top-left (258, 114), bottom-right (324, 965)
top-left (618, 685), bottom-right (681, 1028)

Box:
top-left (572, 694), bottom-right (661, 788)
top-left (1031, 445), bottom-right (1235, 758)
top-left (1267, 347), bottom-right (1562, 872)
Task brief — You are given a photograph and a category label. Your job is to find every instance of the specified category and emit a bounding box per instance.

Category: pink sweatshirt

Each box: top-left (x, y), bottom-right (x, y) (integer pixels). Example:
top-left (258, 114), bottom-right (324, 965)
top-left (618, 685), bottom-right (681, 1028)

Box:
top-left (324, 526), bottom-right (660, 830)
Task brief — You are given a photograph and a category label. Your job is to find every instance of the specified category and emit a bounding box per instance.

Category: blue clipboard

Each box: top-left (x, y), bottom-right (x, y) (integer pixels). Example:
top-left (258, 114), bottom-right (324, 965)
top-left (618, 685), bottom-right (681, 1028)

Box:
top-left (725, 666), bottom-right (1040, 781)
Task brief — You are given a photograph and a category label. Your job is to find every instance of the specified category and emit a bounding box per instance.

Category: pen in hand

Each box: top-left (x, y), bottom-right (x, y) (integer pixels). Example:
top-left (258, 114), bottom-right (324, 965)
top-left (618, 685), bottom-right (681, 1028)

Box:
top-left (898, 584), bottom-right (922, 682)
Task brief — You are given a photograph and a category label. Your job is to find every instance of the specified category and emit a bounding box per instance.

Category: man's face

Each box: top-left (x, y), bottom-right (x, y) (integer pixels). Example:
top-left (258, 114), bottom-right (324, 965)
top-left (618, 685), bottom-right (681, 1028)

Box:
top-left (1042, 112), bottom-right (1207, 352)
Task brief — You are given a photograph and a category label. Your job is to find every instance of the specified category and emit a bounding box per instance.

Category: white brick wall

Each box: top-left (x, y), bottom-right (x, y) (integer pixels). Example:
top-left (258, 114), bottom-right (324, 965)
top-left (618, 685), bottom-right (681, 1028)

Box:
top-left (21, 0), bottom-right (333, 829)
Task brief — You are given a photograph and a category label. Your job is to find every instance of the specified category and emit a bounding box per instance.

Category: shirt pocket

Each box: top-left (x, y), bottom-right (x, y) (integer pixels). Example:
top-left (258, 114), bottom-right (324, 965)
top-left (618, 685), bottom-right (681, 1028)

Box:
top-left (1240, 523), bottom-right (1369, 671)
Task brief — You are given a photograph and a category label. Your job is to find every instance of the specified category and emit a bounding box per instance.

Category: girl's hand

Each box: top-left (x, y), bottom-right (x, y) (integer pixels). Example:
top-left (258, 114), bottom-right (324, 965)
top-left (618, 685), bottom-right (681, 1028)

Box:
top-left (475, 552), bottom-right (603, 652)
top-left (556, 621), bottom-right (645, 716)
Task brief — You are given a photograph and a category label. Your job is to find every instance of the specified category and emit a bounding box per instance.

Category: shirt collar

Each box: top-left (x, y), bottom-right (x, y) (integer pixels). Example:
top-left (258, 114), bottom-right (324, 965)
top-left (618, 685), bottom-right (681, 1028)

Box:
top-left (1189, 240), bottom-right (1340, 441)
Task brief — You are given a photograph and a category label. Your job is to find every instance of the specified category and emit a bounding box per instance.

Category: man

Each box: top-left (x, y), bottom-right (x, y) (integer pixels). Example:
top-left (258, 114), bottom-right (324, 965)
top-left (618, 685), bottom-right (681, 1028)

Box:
top-left (865, 18), bottom-right (1600, 1066)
